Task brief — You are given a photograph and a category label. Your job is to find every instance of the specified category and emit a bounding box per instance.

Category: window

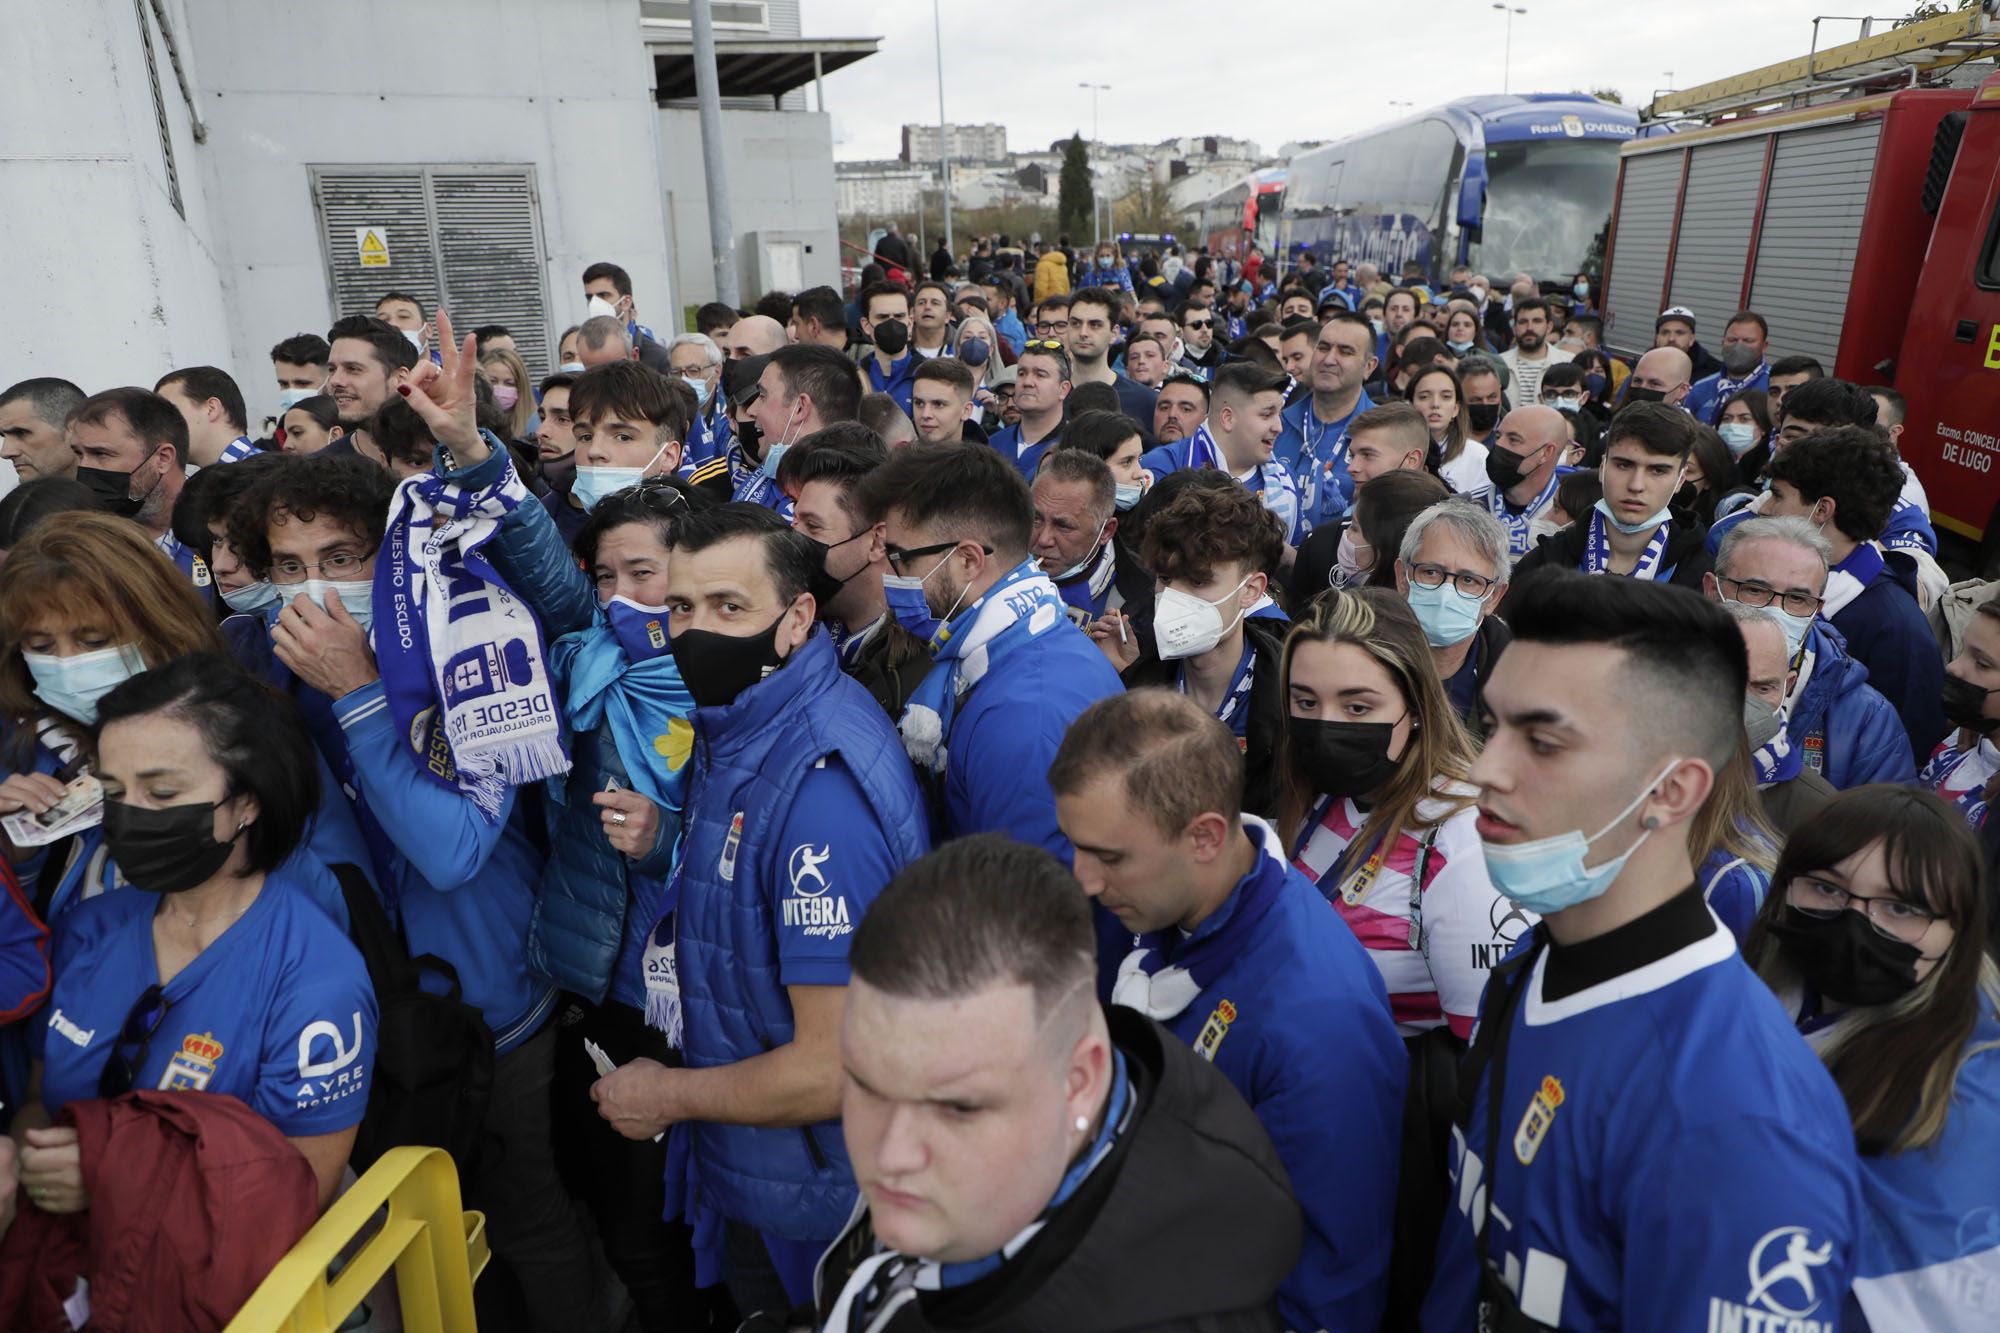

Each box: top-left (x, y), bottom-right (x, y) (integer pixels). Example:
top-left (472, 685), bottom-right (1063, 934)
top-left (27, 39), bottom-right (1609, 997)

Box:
top-left (309, 167), bottom-right (552, 376)
top-left (1980, 184), bottom-right (2000, 289)
top-left (639, 0), bottom-right (770, 29)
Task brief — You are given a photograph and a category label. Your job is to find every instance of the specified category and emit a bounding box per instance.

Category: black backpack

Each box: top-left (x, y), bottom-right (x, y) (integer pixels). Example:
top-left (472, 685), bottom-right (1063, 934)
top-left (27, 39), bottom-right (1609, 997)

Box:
top-left (334, 864), bottom-right (495, 1174)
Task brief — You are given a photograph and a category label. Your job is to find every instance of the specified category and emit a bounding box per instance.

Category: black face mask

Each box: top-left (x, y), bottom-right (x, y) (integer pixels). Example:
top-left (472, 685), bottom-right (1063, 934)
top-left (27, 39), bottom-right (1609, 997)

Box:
top-left (103, 799), bottom-right (242, 895)
top-left (804, 532), bottom-right (869, 610)
top-left (872, 319), bottom-right (910, 356)
top-left (671, 613), bottom-right (789, 709)
top-left (1768, 905), bottom-right (1925, 1007)
top-left (1466, 402), bottom-right (1501, 434)
top-left (1942, 674), bottom-right (2000, 735)
top-left (78, 464), bottom-right (146, 519)
top-left (735, 415), bottom-right (763, 458)
top-left (540, 451), bottom-right (577, 496)
top-left (1484, 441), bottom-right (1540, 492)
top-left (1624, 385), bottom-right (1668, 404)
top-left (1288, 715), bottom-right (1404, 799)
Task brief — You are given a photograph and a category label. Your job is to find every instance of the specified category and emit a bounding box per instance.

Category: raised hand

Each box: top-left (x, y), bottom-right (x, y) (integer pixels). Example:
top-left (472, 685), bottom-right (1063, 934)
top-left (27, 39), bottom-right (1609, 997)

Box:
top-left (397, 307), bottom-right (487, 464)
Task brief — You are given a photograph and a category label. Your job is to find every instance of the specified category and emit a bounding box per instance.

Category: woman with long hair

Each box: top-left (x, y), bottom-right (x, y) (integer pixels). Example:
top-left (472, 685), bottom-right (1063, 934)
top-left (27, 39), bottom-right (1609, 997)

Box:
top-left (1746, 786), bottom-right (2000, 1330)
top-left (1406, 364), bottom-right (1488, 494)
top-left (479, 345), bottom-right (537, 442)
top-left (1571, 347), bottom-right (1622, 414)
top-left (1441, 303), bottom-right (1492, 357)
top-left (1923, 596), bottom-right (2000, 853)
top-left (1679, 422), bottom-right (1750, 530)
top-left (1720, 387), bottom-right (1776, 487)
top-left (1281, 587), bottom-right (1522, 1041)
top-left (1686, 738), bottom-right (1782, 942)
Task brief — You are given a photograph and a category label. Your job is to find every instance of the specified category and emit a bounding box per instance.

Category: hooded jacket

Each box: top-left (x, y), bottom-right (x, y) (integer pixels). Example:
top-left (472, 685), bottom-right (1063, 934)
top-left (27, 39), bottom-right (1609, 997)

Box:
top-left (1033, 250), bottom-right (1071, 304)
top-left (1787, 620), bottom-right (1918, 790)
top-left (806, 1007), bottom-right (1301, 1332)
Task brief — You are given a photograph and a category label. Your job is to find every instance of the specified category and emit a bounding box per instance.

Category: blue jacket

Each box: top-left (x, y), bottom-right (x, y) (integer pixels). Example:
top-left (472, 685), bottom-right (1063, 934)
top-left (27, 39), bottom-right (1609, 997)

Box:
top-left (1274, 390), bottom-right (1374, 534)
top-left (674, 630), bottom-right (929, 1240)
top-left (940, 619), bottom-right (1123, 855)
top-left (1789, 621), bottom-right (1918, 790)
top-left (1708, 495), bottom-right (1938, 558)
top-left (989, 420), bottom-right (1065, 482)
top-left (1829, 551), bottom-right (1948, 766)
top-left (861, 351), bottom-right (916, 416)
top-left (1682, 362), bottom-right (1768, 426)
top-left (1698, 846), bottom-right (1773, 944)
top-left (1104, 819), bottom-right (1405, 1331)
top-left (443, 446), bottom-right (687, 1008)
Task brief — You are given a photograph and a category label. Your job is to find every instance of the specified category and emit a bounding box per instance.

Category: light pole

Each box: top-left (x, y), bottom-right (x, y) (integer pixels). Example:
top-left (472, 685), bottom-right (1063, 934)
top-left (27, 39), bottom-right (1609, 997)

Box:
top-left (1079, 81), bottom-right (1110, 246)
top-left (1492, 4), bottom-right (1527, 95)
top-left (932, 0), bottom-right (953, 260)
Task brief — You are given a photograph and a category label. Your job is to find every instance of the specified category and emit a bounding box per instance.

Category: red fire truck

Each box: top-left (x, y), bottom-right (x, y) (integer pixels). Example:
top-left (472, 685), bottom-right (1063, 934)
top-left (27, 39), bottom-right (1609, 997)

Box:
top-left (1599, 5), bottom-right (2000, 567)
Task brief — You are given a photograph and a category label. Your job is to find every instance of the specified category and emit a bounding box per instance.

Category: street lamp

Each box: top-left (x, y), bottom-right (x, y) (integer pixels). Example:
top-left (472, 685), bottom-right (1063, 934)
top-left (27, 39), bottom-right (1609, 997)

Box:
top-left (1492, 4), bottom-right (1527, 95)
top-left (932, 0), bottom-right (952, 258)
top-left (1079, 81), bottom-right (1111, 246)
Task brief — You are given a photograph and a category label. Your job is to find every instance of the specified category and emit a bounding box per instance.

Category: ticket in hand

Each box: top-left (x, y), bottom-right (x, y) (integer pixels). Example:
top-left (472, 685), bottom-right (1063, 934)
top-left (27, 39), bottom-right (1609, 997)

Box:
top-left (2, 774), bottom-right (104, 847)
top-left (583, 1038), bottom-right (663, 1141)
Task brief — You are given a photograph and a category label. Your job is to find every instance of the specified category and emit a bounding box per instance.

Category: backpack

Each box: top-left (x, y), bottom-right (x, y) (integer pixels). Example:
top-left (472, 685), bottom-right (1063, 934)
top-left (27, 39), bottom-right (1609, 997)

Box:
top-left (1928, 576), bottom-right (1995, 661)
top-left (333, 865), bottom-right (494, 1174)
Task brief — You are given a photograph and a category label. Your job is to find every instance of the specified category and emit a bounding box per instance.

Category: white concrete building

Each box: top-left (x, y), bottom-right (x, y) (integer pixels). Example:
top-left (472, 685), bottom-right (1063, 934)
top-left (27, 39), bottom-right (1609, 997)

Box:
top-left (900, 123), bottom-right (1009, 165)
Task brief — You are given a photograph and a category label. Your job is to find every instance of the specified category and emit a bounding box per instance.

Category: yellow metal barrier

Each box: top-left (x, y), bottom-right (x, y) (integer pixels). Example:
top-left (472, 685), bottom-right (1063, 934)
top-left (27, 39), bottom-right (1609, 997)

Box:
top-left (225, 1146), bottom-right (490, 1333)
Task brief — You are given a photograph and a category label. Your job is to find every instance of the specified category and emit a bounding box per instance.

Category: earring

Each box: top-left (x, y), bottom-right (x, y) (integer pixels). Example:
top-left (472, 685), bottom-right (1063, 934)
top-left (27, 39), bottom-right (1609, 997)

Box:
top-left (1642, 815), bottom-right (1660, 830)
top-left (1074, 1115), bottom-right (1089, 1133)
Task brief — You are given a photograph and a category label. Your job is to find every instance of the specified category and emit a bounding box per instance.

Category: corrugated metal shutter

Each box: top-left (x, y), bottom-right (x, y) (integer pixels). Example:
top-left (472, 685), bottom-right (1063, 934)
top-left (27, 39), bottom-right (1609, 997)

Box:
top-left (1747, 119), bottom-right (1883, 367)
top-left (1666, 139), bottom-right (1766, 339)
top-left (1602, 152), bottom-right (1682, 355)
top-left (309, 166), bottom-right (552, 378)
top-left (434, 172), bottom-right (551, 379)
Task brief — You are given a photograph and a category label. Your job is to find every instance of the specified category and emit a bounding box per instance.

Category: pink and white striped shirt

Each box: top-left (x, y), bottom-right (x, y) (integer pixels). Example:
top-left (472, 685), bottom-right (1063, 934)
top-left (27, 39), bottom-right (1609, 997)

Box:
top-left (1291, 788), bottom-right (1529, 1039)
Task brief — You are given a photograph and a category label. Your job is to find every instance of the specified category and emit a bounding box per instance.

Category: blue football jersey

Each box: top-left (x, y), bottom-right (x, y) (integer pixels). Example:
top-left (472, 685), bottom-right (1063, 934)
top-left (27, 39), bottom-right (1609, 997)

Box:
top-left (1423, 916), bottom-right (1862, 1332)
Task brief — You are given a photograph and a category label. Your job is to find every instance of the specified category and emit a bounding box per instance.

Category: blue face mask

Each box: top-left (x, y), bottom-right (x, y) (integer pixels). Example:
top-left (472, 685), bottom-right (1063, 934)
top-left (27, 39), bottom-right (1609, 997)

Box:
top-left (277, 387), bottom-right (316, 414)
top-left (1573, 282), bottom-right (1590, 299)
top-left (1718, 422), bottom-right (1759, 457)
top-left (1114, 481), bottom-right (1144, 512)
top-left (23, 643), bottom-right (147, 724)
top-left (221, 580), bottom-right (283, 616)
top-left (1447, 339), bottom-right (1474, 354)
top-left (958, 337), bottom-right (991, 368)
top-left (604, 595), bottom-right (674, 662)
top-left (294, 578), bottom-right (375, 634)
top-left (1480, 760), bottom-right (1679, 914)
top-left (1594, 496), bottom-right (1674, 536)
top-left (1766, 603), bottom-right (1815, 658)
top-left (881, 547), bottom-right (960, 643)
top-left (1405, 580), bottom-right (1486, 648)
top-left (559, 361), bottom-right (586, 374)
top-left (680, 374), bottom-right (712, 409)
top-left (573, 440), bottom-right (671, 513)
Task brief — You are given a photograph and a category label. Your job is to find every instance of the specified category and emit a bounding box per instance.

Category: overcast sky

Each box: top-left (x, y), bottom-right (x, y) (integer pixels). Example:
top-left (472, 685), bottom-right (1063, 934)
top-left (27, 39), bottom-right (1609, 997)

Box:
top-left (802, 1), bottom-right (1933, 160)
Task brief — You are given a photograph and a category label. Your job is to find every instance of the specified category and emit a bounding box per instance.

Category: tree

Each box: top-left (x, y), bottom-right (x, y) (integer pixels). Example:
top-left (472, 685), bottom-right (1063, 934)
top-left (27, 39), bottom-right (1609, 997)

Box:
top-left (1900, 0), bottom-right (1978, 25)
top-left (1058, 134), bottom-right (1095, 244)
top-left (1115, 178), bottom-right (1186, 238)
top-left (1588, 86), bottom-right (1624, 105)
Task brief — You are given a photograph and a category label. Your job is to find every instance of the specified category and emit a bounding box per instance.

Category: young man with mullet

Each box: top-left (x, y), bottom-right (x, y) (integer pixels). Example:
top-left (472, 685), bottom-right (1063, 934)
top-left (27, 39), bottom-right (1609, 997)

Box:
top-left (1423, 572), bottom-right (1860, 1330)
top-left (1141, 362), bottom-right (1301, 549)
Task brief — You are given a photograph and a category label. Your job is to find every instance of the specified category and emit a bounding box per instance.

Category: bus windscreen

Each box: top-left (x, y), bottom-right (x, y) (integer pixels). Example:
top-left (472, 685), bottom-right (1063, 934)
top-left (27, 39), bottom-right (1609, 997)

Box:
top-left (1468, 137), bottom-right (1621, 280)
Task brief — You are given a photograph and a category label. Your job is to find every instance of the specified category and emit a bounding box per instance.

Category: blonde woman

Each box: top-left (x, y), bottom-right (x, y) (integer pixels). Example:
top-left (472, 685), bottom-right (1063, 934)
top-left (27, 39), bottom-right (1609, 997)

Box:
top-left (479, 345), bottom-right (535, 441)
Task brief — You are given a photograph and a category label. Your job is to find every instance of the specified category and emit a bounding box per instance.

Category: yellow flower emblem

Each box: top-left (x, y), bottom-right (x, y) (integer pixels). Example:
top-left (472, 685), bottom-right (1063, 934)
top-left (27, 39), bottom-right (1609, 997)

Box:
top-left (655, 716), bottom-right (695, 771)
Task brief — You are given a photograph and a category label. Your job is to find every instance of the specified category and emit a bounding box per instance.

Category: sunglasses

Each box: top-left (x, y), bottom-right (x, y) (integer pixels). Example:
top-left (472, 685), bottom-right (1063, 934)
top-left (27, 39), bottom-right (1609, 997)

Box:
top-left (1024, 338), bottom-right (1066, 352)
top-left (1183, 319), bottom-right (1214, 330)
top-left (99, 983), bottom-right (170, 1098)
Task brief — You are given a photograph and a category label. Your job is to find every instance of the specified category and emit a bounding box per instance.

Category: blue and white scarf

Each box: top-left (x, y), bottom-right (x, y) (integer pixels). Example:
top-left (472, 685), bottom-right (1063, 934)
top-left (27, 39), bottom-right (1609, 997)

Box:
top-left (215, 435), bottom-right (259, 465)
top-left (547, 597), bottom-right (695, 814)
top-left (1185, 422), bottom-right (1223, 471)
top-left (727, 442), bottom-right (795, 520)
top-left (1485, 470), bottom-right (1560, 558)
top-left (1113, 816), bottom-right (1288, 1020)
top-left (1241, 459), bottom-right (1302, 545)
top-left (1054, 543), bottom-right (1117, 624)
top-left (376, 451), bottom-right (569, 820)
top-left (1923, 734), bottom-right (2000, 829)
top-left (1753, 708), bottom-right (1805, 787)
top-left (900, 560), bottom-right (1066, 775)
top-left (1821, 541), bottom-right (1884, 619)
top-left (1582, 507), bottom-right (1671, 580)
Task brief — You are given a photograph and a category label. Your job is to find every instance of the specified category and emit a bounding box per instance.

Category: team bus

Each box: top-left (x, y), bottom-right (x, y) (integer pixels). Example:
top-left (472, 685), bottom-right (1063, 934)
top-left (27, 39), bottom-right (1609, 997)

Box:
top-left (1198, 168), bottom-right (1287, 263)
top-left (1278, 94), bottom-right (1639, 285)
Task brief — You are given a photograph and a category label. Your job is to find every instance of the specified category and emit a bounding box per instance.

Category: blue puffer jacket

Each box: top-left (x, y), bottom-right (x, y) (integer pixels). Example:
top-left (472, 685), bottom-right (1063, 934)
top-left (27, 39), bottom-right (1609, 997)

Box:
top-left (436, 444), bottom-right (686, 1007)
top-left (1788, 620), bottom-right (1918, 790)
top-left (675, 630), bottom-right (929, 1240)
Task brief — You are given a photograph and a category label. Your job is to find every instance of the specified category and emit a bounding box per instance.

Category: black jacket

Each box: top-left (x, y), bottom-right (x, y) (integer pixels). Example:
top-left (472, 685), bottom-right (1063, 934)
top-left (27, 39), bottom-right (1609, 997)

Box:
top-left (803, 1007), bottom-right (1300, 1333)
top-left (844, 618), bottom-right (933, 722)
top-left (1455, 614), bottom-right (1512, 742)
top-left (1121, 615), bottom-right (1290, 818)
top-left (1501, 510), bottom-right (1713, 618)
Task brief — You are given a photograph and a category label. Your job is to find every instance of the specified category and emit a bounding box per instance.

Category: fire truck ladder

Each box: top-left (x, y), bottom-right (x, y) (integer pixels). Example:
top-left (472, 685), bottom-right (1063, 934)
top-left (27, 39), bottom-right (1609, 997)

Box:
top-left (1646, 4), bottom-right (2000, 124)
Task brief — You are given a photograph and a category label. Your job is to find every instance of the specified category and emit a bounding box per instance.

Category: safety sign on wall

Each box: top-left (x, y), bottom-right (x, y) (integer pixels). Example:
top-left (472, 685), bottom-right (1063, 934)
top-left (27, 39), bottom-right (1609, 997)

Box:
top-left (356, 227), bottom-right (390, 268)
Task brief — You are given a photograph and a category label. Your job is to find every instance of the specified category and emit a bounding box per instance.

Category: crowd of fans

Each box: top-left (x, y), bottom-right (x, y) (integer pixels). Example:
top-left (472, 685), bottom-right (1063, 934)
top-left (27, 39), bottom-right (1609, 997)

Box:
top-left (0, 233), bottom-right (1990, 1333)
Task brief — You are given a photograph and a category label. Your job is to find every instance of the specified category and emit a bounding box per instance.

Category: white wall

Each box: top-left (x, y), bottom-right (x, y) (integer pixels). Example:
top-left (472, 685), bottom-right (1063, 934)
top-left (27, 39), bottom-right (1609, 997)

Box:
top-left (660, 106), bottom-right (839, 307)
top-left (2, 0), bottom-right (674, 409)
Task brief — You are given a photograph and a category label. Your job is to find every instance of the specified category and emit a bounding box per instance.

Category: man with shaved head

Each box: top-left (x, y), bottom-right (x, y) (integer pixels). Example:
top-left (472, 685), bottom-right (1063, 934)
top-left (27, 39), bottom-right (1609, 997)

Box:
top-left (724, 314), bottom-right (788, 361)
top-left (1472, 403), bottom-right (1568, 558)
top-left (1627, 345), bottom-right (1693, 410)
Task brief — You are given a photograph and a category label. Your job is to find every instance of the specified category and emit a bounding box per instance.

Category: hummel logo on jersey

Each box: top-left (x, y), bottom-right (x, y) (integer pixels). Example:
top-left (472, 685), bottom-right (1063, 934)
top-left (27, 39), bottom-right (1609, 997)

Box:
top-left (48, 1008), bottom-right (94, 1047)
top-left (1704, 1225), bottom-right (1835, 1332)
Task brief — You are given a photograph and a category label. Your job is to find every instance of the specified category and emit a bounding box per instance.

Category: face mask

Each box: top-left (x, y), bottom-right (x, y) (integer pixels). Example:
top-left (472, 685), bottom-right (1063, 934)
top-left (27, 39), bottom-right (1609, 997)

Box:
top-left (1718, 422), bottom-right (1760, 457)
top-left (22, 644), bottom-right (147, 725)
top-left (221, 580), bottom-right (283, 616)
top-left (1480, 760), bottom-right (1678, 914)
top-left (1407, 580), bottom-right (1486, 647)
top-left (1154, 576), bottom-right (1251, 660)
top-left (492, 384), bottom-right (520, 412)
top-left (402, 328), bottom-right (425, 354)
top-left (670, 612), bottom-right (788, 709)
top-left (1768, 905), bottom-right (1924, 1006)
top-left (958, 337), bottom-right (991, 367)
top-left (1484, 441), bottom-right (1539, 491)
top-left (681, 374), bottom-right (713, 408)
top-left (803, 531), bottom-right (868, 609)
top-left (1719, 342), bottom-right (1762, 376)
top-left (77, 464), bottom-right (146, 519)
top-left (1050, 521), bottom-right (1109, 584)
top-left (1549, 396), bottom-right (1581, 415)
top-left (103, 799), bottom-right (244, 894)
top-left (541, 452), bottom-right (577, 494)
top-left (604, 595), bottom-right (674, 662)
top-left (1573, 282), bottom-right (1590, 299)
top-left (1288, 715), bottom-right (1404, 799)
top-left (872, 319), bottom-right (910, 356)
top-left (759, 401), bottom-right (805, 480)
top-left (1113, 482), bottom-right (1144, 512)
top-left (277, 387), bottom-right (316, 414)
top-left (1582, 372), bottom-right (1608, 400)
top-left (1759, 603), bottom-right (1814, 658)
top-left (293, 578), bottom-right (376, 634)
top-left (1447, 339), bottom-right (1474, 354)
top-left (560, 361), bottom-right (587, 375)
top-left (1594, 496), bottom-right (1672, 536)
top-left (1744, 695), bottom-right (1785, 751)
top-left (882, 548), bottom-right (954, 641)
top-left (1942, 673), bottom-right (2000, 735)
top-left (1467, 402), bottom-right (1501, 434)
top-left (587, 294), bottom-right (621, 322)
top-left (1625, 385), bottom-right (1668, 405)
top-left (1335, 527), bottom-right (1370, 588)
top-left (1469, 286), bottom-right (1488, 305)
top-left (573, 439), bottom-right (671, 513)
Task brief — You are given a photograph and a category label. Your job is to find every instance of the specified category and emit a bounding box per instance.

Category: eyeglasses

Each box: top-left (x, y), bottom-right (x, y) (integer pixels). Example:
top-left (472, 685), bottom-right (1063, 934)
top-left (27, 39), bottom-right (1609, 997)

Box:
top-left (98, 983), bottom-right (170, 1098)
top-left (1785, 876), bottom-right (1945, 949)
top-left (1407, 563), bottom-right (1498, 598)
top-left (1717, 576), bottom-right (1823, 619)
top-left (885, 539), bottom-right (989, 573)
top-left (270, 549), bottom-right (375, 583)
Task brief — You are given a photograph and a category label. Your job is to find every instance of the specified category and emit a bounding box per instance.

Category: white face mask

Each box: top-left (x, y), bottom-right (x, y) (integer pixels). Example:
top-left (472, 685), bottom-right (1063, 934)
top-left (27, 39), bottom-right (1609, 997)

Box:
top-left (587, 294), bottom-right (621, 322)
top-left (1154, 576), bottom-right (1252, 660)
